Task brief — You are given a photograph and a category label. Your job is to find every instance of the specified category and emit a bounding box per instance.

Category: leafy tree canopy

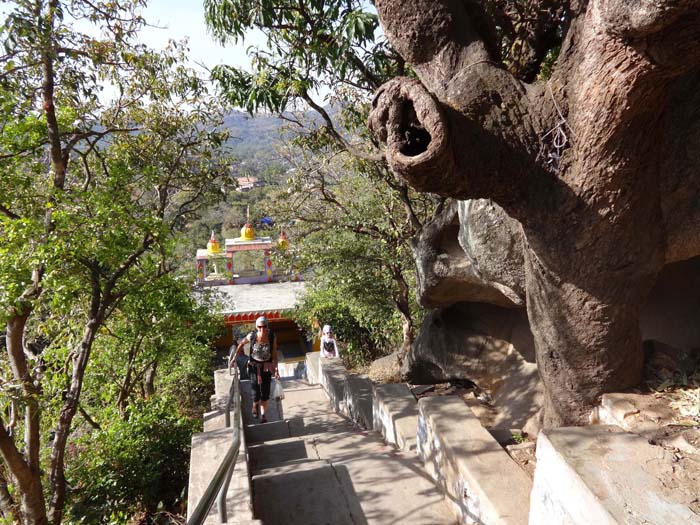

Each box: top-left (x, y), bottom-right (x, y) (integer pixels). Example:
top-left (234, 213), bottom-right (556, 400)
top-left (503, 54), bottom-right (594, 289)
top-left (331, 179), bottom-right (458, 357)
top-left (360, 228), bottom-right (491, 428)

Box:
top-left (1, 1), bottom-right (235, 523)
top-left (204, 0), bottom-right (393, 113)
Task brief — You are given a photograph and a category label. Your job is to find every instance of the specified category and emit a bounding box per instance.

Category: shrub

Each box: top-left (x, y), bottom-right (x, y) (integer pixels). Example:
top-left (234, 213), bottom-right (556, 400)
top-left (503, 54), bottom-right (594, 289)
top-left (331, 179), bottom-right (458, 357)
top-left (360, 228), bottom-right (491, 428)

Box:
top-left (67, 400), bottom-right (198, 524)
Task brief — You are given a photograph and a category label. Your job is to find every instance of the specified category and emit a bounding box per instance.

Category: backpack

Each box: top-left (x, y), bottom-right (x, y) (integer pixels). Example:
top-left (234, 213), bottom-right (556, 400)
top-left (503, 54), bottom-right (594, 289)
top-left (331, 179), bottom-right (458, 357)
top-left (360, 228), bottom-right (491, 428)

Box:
top-left (250, 330), bottom-right (274, 362)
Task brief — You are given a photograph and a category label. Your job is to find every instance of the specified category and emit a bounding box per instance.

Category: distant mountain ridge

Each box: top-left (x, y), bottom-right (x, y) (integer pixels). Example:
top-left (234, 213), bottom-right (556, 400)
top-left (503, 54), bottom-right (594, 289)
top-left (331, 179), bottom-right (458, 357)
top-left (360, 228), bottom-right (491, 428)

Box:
top-left (222, 107), bottom-right (333, 175)
top-left (223, 110), bottom-right (285, 151)
top-left (221, 110), bottom-right (289, 175)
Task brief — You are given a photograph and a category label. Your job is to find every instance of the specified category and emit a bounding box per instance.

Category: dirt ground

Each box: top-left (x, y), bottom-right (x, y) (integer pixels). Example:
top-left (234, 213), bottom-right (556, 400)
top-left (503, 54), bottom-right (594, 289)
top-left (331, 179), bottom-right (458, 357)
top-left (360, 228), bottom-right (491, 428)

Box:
top-left (611, 378), bottom-right (700, 514)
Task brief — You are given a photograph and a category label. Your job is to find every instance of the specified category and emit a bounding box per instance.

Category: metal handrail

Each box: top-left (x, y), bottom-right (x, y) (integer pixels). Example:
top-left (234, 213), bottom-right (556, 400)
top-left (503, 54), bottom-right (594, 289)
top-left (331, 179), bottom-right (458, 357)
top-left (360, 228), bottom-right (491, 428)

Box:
top-left (187, 364), bottom-right (241, 525)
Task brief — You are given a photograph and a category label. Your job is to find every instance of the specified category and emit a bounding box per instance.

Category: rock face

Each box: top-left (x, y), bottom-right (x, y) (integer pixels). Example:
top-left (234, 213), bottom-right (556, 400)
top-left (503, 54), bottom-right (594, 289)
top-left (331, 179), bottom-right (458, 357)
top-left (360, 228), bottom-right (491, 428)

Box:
top-left (405, 199), bottom-right (542, 433)
top-left (640, 256), bottom-right (700, 351)
top-left (368, 352), bottom-right (402, 384)
top-left (412, 200), bottom-right (524, 308)
top-left (457, 200), bottom-right (525, 306)
top-left (405, 303), bottom-right (534, 384)
top-left (413, 202), bottom-right (496, 308)
top-left (405, 302), bottom-right (542, 434)
top-left (403, 207), bottom-right (700, 436)
top-left (402, 200), bottom-right (700, 429)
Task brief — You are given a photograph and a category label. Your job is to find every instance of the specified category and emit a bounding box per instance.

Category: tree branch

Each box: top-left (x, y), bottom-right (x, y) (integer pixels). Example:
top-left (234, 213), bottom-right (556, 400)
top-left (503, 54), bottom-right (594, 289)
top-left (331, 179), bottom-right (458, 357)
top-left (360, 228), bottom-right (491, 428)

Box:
top-left (375, 0), bottom-right (493, 90)
top-left (0, 423), bottom-right (26, 481)
top-left (42, 14), bottom-right (66, 192)
top-left (0, 204), bottom-right (20, 220)
top-left (300, 91), bottom-right (385, 163)
top-left (0, 421), bottom-right (43, 520)
top-left (600, 0), bottom-right (700, 37)
top-left (0, 468), bottom-right (18, 524)
top-left (77, 405), bottom-right (101, 431)
top-left (62, 126), bottom-right (140, 168)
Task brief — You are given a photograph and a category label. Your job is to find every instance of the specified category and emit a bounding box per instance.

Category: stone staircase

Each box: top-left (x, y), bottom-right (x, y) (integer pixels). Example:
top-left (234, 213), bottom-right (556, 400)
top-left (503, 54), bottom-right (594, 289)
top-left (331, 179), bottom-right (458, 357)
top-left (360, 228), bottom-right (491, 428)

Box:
top-left (188, 354), bottom-right (698, 525)
top-left (188, 370), bottom-right (456, 524)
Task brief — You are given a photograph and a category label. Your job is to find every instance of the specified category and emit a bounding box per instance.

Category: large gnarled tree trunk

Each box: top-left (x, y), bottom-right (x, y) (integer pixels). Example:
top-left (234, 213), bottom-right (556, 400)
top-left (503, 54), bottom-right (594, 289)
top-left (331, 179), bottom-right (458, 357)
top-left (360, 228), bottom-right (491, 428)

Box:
top-left (370, 0), bottom-right (700, 426)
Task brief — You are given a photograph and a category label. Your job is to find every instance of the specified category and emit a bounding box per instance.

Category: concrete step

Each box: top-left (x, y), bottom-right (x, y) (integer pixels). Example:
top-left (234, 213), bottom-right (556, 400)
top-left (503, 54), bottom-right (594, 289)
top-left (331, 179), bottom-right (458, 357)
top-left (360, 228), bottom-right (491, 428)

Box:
top-left (248, 435), bottom-right (320, 471)
top-left (269, 382), bottom-right (333, 420)
top-left (242, 388), bottom-right (455, 523)
top-left (207, 376), bottom-right (332, 436)
top-left (215, 370), bottom-right (314, 401)
top-left (244, 411), bottom-right (350, 445)
top-left (251, 426), bottom-right (456, 524)
top-left (278, 378), bottom-right (313, 391)
top-left (319, 358), bottom-right (348, 413)
top-left (277, 358), bottom-right (306, 379)
top-left (203, 409), bottom-right (235, 432)
top-left (304, 422), bottom-right (456, 524)
top-left (240, 384), bottom-right (336, 428)
top-left (207, 381), bottom-right (315, 433)
top-left (286, 410), bottom-right (349, 437)
top-left (252, 456), bottom-right (326, 476)
top-left (251, 460), bottom-right (362, 525)
top-left (373, 382), bottom-right (420, 452)
top-left (207, 378), bottom-right (330, 435)
top-left (530, 425), bottom-right (700, 524)
top-left (198, 358), bottom-right (456, 524)
top-left (343, 374), bottom-right (373, 430)
top-left (244, 418), bottom-right (293, 444)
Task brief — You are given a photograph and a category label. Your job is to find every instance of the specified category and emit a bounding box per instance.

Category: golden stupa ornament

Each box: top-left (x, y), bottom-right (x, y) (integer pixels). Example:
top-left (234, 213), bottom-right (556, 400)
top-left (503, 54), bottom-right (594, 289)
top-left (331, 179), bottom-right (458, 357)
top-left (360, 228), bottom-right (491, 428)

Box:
top-left (206, 230), bottom-right (221, 255)
top-left (277, 230), bottom-right (289, 251)
top-left (240, 205), bottom-right (256, 241)
top-left (241, 223), bottom-right (255, 241)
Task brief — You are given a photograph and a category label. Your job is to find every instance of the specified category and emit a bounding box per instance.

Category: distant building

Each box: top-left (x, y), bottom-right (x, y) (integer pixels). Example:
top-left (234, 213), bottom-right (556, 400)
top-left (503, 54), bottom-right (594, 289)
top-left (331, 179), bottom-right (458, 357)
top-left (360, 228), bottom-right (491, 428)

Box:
top-left (235, 176), bottom-right (264, 192)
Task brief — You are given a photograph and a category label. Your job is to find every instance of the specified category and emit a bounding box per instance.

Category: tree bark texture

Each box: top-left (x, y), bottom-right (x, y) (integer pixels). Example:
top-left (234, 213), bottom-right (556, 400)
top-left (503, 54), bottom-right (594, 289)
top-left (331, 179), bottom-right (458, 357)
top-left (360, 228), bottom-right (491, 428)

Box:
top-left (391, 267), bottom-right (416, 354)
top-left (0, 470), bottom-right (19, 523)
top-left (143, 361), bottom-right (157, 399)
top-left (3, 317), bottom-right (48, 525)
top-left (370, 0), bottom-right (700, 426)
top-left (47, 316), bottom-right (101, 525)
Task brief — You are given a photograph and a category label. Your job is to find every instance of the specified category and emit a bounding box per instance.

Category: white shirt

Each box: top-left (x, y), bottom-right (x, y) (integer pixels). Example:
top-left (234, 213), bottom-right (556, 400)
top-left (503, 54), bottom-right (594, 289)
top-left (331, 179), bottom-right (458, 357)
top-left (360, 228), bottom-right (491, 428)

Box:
top-left (320, 335), bottom-right (339, 358)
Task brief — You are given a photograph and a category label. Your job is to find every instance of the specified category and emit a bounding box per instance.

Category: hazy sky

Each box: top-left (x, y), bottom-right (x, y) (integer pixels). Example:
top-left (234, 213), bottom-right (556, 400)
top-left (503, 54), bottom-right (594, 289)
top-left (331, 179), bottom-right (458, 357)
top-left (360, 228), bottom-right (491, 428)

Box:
top-left (138, 0), bottom-right (265, 72)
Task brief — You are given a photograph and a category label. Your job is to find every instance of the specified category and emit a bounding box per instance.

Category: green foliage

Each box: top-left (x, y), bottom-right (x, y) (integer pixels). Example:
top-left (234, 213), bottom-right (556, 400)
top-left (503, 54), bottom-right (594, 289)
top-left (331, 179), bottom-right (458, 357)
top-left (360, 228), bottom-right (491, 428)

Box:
top-left (78, 275), bottom-right (218, 417)
top-left (205, 7), bottom-right (428, 371)
top-left (204, 0), bottom-right (395, 113)
top-left (270, 137), bottom-right (433, 362)
top-left (537, 45), bottom-right (561, 81)
top-left (203, 0), bottom-right (437, 361)
top-left (55, 276), bottom-right (218, 522)
top-left (66, 400), bottom-right (198, 523)
top-left (484, 1), bottom-right (569, 82)
top-left (0, 2), bottom-right (235, 523)
top-left (293, 286), bottom-right (382, 369)
top-left (510, 430), bottom-right (525, 445)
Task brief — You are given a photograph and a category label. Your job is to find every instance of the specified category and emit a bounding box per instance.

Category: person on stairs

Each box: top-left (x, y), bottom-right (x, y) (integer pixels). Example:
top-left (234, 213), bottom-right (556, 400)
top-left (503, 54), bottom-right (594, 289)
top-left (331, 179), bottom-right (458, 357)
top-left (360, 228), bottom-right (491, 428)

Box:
top-left (233, 316), bottom-right (279, 423)
top-left (320, 324), bottom-right (340, 359)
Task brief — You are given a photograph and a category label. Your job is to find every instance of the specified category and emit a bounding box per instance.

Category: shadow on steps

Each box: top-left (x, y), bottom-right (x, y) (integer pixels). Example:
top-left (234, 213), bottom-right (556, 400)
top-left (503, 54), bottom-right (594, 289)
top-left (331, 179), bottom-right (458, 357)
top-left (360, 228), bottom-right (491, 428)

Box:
top-left (252, 460), bottom-right (367, 525)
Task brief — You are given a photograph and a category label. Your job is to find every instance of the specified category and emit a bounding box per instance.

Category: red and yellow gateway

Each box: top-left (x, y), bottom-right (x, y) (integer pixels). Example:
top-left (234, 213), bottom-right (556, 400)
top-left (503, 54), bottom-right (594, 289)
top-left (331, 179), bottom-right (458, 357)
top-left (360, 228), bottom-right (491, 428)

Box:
top-left (196, 226), bottom-right (299, 287)
top-left (194, 227), bottom-right (310, 369)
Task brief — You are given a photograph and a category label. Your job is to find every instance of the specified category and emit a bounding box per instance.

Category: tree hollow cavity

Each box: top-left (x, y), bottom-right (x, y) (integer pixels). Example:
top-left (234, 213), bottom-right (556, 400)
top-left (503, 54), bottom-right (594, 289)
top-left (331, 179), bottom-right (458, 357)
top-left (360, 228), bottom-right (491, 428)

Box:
top-left (399, 99), bottom-right (431, 157)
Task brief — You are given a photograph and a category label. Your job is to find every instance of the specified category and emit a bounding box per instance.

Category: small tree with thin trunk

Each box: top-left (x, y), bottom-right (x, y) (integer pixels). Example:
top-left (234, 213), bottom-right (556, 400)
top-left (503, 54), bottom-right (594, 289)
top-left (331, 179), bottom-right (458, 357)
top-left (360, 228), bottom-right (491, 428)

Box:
top-left (0, 2), bottom-right (233, 522)
top-left (273, 140), bottom-right (436, 357)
